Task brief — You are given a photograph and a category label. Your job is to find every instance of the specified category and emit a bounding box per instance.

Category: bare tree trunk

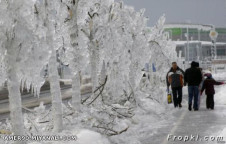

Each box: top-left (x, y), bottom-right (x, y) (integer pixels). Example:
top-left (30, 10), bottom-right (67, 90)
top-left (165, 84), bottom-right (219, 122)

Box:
top-left (41, 0), bottom-right (63, 132)
top-left (71, 72), bottom-right (81, 111)
top-left (89, 31), bottom-right (100, 92)
top-left (48, 50), bottom-right (63, 132)
top-left (129, 50), bottom-right (136, 90)
top-left (6, 46), bottom-right (25, 144)
top-left (69, 0), bottom-right (82, 111)
top-left (90, 48), bottom-right (98, 92)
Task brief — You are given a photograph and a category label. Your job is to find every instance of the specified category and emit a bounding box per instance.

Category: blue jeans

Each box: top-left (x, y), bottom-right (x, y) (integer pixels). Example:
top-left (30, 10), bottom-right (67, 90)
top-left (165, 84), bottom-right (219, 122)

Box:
top-left (188, 86), bottom-right (199, 109)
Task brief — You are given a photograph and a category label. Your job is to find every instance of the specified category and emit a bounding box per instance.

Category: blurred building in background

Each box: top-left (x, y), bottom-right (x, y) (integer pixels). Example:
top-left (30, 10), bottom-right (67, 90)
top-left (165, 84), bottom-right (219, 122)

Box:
top-left (164, 23), bottom-right (226, 71)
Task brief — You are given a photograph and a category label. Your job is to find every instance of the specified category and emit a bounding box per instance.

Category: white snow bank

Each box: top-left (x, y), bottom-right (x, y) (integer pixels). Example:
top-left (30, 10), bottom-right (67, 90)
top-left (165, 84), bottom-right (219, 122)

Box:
top-left (214, 127), bottom-right (226, 144)
top-left (28, 129), bottom-right (110, 144)
top-left (215, 85), bottom-right (226, 105)
top-left (76, 129), bottom-right (110, 144)
top-left (213, 72), bottom-right (226, 81)
top-left (219, 128), bottom-right (226, 139)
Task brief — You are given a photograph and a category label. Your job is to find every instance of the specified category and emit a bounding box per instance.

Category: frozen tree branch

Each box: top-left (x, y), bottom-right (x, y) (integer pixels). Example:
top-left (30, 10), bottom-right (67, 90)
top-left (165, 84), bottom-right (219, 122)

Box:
top-left (93, 125), bottom-right (129, 136)
top-left (87, 76), bottom-right (108, 106)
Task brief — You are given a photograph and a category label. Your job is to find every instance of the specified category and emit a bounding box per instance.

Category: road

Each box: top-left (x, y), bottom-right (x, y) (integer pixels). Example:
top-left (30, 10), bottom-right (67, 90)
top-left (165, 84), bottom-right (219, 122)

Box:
top-left (140, 94), bottom-right (226, 144)
top-left (0, 86), bottom-right (72, 122)
top-left (0, 77), bottom-right (92, 116)
top-left (0, 86), bottom-right (72, 114)
top-left (0, 85), bottom-right (92, 123)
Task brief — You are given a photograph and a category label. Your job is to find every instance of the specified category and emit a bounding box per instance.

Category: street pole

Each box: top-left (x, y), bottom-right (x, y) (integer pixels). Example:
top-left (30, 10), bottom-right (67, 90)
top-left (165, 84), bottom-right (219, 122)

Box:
top-left (209, 27), bottom-right (218, 73)
top-left (186, 27), bottom-right (190, 62)
top-left (209, 28), bottom-right (218, 60)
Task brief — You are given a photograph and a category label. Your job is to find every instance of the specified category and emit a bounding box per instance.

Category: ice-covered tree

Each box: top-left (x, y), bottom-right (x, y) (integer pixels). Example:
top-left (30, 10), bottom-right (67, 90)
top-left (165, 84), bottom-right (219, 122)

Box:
top-left (138, 15), bottom-right (177, 104)
top-left (61, 0), bottom-right (90, 111)
top-left (0, 0), bottom-right (50, 141)
top-left (34, 0), bottom-right (68, 132)
top-left (149, 15), bottom-right (177, 84)
top-left (79, 1), bottom-right (156, 135)
top-left (66, 0), bottom-right (82, 112)
top-left (80, 0), bottom-right (114, 93)
top-left (0, 0), bottom-right (178, 139)
top-left (91, 3), bottom-right (152, 104)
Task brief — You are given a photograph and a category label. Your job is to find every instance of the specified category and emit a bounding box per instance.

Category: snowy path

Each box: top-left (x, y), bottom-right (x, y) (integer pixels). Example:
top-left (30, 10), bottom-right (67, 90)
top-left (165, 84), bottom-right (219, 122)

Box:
top-left (141, 94), bottom-right (226, 144)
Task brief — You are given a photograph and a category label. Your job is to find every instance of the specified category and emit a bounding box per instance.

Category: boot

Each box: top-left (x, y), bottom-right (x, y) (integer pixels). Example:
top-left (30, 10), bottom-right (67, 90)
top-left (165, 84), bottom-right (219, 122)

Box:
top-left (179, 103), bottom-right (182, 108)
top-left (194, 108), bottom-right (199, 111)
top-left (188, 104), bottom-right (192, 111)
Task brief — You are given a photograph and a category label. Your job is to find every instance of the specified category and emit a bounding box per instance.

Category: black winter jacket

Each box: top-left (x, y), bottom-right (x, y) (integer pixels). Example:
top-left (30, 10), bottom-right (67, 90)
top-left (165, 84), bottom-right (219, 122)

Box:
top-left (184, 66), bottom-right (202, 86)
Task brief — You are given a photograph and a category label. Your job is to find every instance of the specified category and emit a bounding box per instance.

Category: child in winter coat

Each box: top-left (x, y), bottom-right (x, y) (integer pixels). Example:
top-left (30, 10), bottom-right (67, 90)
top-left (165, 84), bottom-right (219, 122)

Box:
top-left (201, 73), bottom-right (225, 110)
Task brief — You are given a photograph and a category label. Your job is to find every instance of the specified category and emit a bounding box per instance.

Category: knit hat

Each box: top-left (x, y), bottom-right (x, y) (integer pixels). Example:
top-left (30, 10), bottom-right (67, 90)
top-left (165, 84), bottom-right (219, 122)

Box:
top-left (204, 73), bottom-right (212, 78)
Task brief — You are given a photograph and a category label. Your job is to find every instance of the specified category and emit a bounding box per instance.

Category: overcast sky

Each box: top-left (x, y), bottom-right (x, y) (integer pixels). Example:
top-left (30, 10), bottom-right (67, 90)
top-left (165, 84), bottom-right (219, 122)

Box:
top-left (116, 0), bottom-right (226, 27)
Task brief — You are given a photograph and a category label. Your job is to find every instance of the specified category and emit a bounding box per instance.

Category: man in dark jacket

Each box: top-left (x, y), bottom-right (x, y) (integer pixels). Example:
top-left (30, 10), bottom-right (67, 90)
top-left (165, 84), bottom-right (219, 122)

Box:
top-left (184, 61), bottom-right (202, 111)
top-left (201, 73), bottom-right (224, 110)
top-left (166, 62), bottom-right (185, 108)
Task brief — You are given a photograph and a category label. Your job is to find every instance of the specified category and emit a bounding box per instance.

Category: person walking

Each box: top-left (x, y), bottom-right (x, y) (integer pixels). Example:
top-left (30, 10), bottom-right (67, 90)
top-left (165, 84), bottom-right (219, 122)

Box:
top-left (201, 73), bottom-right (225, 110)
top-left (166, 62), bottom-right (185, 108)
top-left (194, 62), bottom-right (204, 109)
top-left (184, 61), bottom-right (202, 111)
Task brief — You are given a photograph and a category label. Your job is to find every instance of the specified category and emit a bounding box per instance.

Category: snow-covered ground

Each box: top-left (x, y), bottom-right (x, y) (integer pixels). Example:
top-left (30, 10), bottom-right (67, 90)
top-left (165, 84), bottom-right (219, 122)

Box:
top-left (215, 85), bottom-right (226, 105)
top-left (0, 0), bottom-right (225, 143)
top-left (0, 84), bottom-right (177, 144)
top-left (210, 72), bottom-right (226, 143)
top-left (0, 129), bottom-right (111, 144)
top-left (213, 72), bottom-right (226, 105)
top-left (1, 74), bottom-right (226, 144)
